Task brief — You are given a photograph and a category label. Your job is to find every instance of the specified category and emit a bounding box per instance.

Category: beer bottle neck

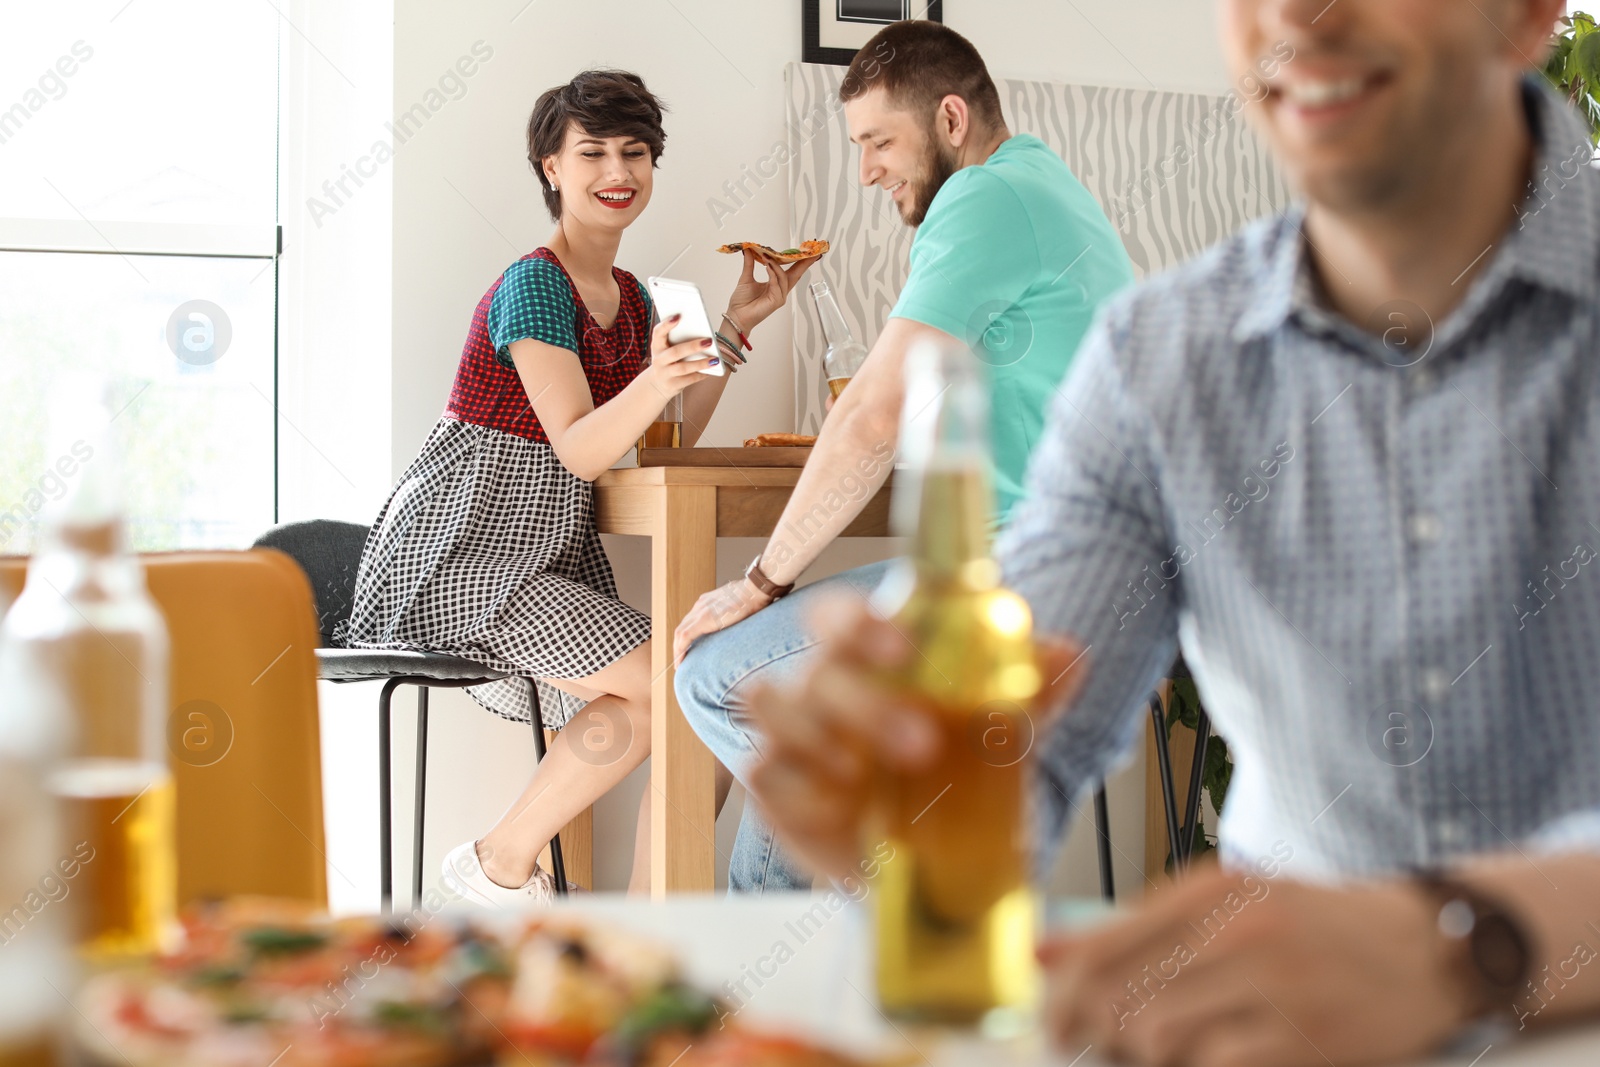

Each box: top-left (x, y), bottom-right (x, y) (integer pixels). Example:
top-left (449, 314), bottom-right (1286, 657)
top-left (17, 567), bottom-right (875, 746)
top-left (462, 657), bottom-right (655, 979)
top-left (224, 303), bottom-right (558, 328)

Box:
top-left (893, 341), bottom-right (997, 584)
top-left (907, 462), bottom-right (1000, 587)
top-left (812, 283), bottom-right (855, 348)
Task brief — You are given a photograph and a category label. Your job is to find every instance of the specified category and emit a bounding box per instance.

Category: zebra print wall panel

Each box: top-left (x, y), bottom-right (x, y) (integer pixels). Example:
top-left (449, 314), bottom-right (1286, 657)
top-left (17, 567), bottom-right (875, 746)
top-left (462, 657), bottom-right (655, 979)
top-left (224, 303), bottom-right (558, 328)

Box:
top-left (784, 62), bottom-right (1292, 432)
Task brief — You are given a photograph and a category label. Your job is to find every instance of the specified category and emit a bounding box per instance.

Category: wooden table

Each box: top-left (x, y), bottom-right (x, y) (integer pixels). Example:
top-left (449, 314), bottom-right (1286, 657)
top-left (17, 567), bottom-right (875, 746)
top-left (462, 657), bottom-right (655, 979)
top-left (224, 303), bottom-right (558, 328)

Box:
top-left (593, 465), bottom-right (893, 896)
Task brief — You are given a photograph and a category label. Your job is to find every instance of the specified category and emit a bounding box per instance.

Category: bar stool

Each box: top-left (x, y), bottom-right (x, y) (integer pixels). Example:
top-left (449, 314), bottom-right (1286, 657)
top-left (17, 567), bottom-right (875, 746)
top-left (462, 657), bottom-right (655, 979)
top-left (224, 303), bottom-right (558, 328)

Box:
top-left (1089, 659), bottom-right (1211, 904)
top-left (1148, 657), bottom-right (1212, 870)
top-left (254, 520), bottom-right (569, 911)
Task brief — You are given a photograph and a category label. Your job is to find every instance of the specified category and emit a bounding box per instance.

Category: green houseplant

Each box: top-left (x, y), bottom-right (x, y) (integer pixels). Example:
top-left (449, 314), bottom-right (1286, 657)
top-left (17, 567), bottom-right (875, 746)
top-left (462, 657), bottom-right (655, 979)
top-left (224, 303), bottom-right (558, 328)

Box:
top-left (1545, 11), bottom-right (1600, 147)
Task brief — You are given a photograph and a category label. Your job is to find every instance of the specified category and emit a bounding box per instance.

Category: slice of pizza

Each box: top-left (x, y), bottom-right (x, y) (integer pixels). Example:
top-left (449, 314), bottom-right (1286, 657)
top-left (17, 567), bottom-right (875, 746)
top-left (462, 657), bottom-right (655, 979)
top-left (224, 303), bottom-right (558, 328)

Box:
top-left (743, 433), bottom-right (817, 447)
top-left (495, 916), bottom-right (689, 1064)
top-left (75, 898), bottom-right (512, 1067)
top-left (716, 239), bottom-right (830, 264)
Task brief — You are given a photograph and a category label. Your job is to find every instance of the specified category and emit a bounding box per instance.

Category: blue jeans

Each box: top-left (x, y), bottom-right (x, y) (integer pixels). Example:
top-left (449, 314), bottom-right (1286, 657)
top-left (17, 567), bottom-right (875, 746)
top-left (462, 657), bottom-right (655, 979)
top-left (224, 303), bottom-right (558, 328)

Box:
top-left (675, 559), bottom-right (894, 893)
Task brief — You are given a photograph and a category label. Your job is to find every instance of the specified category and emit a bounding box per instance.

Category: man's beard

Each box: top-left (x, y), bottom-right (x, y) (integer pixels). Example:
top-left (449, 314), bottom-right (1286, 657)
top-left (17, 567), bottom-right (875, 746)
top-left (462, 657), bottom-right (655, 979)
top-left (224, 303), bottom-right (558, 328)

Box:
top-left (902, 141), bottom-right (959, 227)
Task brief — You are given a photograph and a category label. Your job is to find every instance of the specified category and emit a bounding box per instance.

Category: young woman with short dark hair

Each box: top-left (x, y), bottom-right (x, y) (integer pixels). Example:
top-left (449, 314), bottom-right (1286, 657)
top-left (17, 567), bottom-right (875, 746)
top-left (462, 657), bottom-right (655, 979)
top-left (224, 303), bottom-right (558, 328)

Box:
top-left (341, 69), bottom-right (815, 902)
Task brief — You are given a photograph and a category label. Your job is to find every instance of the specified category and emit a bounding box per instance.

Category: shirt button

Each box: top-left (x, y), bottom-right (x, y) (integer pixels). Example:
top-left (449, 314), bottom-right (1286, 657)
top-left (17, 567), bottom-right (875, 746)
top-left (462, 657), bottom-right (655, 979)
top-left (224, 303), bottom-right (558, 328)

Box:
top-left (1410, 366), bottom-right (1437, 391)
top-left (1422, 669), bottom-right (1451, 705)
top-left (1436, 817), bottom-right (1467, 850)
top-left (1407, 512), bottom-right (1443, 545)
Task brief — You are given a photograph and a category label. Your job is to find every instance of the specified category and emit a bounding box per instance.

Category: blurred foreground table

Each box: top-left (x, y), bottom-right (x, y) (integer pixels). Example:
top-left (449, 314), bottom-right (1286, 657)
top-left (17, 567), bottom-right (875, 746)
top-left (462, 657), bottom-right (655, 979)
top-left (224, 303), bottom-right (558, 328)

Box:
top-left (593, 464), bottom-right (893, 896)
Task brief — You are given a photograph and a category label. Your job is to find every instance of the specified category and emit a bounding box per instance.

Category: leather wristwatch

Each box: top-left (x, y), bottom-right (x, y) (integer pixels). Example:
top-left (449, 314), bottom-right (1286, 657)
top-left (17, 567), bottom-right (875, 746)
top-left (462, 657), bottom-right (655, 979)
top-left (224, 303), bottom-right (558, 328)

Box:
top-left (744, 555), bottom-right (795, 601)
top-left (1412, 871), bottom-right (1532, 1022)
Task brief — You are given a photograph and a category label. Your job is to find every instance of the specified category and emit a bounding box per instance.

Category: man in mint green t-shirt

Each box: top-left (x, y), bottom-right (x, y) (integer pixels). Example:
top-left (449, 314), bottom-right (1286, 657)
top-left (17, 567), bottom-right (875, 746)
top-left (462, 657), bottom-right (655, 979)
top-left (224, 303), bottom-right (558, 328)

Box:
top-left (891, 131), bottom-right (1135, 519)
top-left (674, 20), bottom-right (1133, 891)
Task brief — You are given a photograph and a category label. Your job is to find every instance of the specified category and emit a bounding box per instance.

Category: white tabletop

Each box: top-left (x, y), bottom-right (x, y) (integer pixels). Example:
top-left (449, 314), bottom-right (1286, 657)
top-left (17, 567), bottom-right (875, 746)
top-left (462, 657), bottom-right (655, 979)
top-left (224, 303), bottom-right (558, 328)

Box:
top-left (543, 894), bottom-right (1600, 1067)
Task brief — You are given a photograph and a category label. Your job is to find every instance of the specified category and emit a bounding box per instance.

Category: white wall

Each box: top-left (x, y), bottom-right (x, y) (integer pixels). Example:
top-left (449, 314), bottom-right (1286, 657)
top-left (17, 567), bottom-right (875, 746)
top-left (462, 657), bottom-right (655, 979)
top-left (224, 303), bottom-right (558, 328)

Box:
top-left (316, 0), bottom-right (1234, 910)
top-left (954, 0), bottom-right (1230, 94)
top-left (277, 1), bottom-right (395, 530)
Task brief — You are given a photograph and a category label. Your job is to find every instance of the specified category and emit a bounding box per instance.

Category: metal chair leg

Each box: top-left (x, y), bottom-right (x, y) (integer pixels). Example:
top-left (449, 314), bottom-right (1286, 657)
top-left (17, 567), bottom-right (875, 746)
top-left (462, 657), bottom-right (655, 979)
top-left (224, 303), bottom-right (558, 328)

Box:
top-left (1093, 786), bottom-right (1115, 903)
top-left (1181, 709), bottom-right (1212, 860)
top-left (378, 677), bottom-right (405, 914)
top-left (528, 679), bottom-right (568, 895)
top-left (1148, 691), bottom-right (1184, 871)
top-left (413, 686), bottom-right (429, 910)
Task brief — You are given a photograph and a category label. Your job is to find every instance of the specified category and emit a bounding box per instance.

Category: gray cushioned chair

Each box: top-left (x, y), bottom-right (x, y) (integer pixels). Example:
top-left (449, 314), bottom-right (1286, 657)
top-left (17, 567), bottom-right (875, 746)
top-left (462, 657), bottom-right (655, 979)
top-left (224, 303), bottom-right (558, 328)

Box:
top-left (253, 520), bottom-right (567, 911)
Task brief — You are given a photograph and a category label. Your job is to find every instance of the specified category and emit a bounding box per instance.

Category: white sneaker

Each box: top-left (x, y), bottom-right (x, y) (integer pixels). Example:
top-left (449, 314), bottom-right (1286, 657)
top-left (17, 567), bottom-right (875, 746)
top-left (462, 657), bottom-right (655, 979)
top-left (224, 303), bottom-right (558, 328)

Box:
top-left (440, 840), bottom-right (556, 909)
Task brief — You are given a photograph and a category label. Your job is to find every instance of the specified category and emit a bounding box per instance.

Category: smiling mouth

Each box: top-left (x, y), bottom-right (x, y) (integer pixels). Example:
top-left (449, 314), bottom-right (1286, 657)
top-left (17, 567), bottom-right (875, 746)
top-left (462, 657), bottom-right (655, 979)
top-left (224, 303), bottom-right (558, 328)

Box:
top-left (1268, 71), bottom-right (1392, 114)
top-left (886, 179), bottom-right (908, 198)
top-left (595, 189), bottom-right (636, 208)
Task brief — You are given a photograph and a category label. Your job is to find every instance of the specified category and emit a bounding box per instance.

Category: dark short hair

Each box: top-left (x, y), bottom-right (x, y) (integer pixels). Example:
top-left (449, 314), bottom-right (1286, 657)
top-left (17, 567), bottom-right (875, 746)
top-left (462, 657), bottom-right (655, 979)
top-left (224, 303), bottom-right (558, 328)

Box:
top-left (525, 70), bottom-right (667, 220)
top-left (841, 21), bottom-right (1003, 132)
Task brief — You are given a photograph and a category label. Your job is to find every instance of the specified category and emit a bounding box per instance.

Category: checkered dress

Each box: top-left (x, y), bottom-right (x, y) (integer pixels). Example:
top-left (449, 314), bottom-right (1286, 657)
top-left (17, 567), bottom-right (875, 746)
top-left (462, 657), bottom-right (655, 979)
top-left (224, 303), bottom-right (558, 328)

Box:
top-left (337, 248), bottom-right (653, 728)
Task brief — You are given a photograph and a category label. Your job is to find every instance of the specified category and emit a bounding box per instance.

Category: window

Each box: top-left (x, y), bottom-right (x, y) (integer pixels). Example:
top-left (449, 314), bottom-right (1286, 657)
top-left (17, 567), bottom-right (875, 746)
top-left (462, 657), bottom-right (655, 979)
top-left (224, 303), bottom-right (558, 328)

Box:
top-left (0, 1), bottom-right (279, 552)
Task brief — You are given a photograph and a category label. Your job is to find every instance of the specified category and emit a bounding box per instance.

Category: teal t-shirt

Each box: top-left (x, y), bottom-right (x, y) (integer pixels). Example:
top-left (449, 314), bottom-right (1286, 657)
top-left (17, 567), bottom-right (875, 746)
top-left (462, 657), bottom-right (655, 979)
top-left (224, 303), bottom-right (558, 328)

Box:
top-left (890, 134), bottom-right (1135, 522)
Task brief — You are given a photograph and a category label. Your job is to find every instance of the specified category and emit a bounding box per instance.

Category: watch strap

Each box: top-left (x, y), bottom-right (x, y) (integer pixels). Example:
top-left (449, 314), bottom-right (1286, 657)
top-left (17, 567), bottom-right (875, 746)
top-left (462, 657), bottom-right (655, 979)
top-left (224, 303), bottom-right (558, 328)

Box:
top-left (745, 556), bottom-right (794, 601)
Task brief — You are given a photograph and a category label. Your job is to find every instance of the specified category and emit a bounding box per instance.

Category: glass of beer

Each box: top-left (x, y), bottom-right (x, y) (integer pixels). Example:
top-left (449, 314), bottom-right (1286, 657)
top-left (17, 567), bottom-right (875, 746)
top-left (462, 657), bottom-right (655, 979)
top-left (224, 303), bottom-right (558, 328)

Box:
top-left (636, 394), bottom-right (683, 463)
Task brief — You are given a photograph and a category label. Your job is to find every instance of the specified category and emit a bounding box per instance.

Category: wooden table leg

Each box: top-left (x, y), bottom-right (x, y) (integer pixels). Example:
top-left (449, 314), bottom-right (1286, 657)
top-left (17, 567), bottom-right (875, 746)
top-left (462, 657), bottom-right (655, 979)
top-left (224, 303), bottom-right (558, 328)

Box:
top-left (649, 484), bottom-right (719, 895)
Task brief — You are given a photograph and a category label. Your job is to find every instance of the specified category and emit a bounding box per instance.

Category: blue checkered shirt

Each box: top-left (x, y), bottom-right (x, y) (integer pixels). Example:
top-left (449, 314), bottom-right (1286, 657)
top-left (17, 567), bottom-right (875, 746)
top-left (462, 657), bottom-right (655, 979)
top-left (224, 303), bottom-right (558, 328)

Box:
top-left (1002, 80), bottom-right (1600, 882)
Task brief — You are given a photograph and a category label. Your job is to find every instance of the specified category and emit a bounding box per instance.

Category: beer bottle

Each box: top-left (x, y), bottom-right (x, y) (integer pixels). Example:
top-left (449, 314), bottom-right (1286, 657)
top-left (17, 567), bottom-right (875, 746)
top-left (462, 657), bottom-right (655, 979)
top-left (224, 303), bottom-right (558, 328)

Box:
top-left (868, 341), bottom-right (1041, 1027)
top-left (812, 280), bottom-right (868, 402)
top-left (0, 384), bottom-right (176, 961)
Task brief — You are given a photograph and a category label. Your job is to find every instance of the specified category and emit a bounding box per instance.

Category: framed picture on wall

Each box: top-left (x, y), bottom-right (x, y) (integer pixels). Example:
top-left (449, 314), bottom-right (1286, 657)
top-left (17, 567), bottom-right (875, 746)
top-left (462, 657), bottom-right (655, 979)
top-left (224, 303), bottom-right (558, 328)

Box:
top-left (802, 0), bottom-right (943, 66)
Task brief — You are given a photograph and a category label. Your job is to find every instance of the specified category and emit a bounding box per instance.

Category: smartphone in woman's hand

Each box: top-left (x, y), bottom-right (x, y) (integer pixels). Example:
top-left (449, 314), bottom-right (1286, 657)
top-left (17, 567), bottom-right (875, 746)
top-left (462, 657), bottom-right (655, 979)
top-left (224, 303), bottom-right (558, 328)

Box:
top-left (646, 276), bottom-right (725, 376)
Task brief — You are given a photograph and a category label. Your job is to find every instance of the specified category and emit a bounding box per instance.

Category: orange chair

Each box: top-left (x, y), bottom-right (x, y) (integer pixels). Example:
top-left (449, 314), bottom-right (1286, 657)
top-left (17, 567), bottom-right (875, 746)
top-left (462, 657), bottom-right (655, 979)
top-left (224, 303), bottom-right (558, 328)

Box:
top-left (0, 550), bottom-right (327, 908)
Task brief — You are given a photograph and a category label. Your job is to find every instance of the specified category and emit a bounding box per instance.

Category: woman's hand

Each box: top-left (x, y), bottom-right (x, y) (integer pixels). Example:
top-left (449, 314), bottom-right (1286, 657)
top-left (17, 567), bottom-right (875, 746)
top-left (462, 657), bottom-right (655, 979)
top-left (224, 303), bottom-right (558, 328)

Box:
top-left (726, 248), bottom-right (819, 333)
top-left (647, 314), bottom-right (719, 397)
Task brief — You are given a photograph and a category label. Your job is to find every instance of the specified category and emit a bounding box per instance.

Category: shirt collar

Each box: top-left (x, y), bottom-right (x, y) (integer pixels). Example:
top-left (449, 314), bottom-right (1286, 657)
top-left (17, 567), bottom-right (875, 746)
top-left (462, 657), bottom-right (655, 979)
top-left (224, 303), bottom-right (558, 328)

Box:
top-left (1233, 204), bottom-right (1308, 344)
top-left (1234, 77), bottom-right (1599, 346)
top-left (1499, 77), bottom-right (1600, 301)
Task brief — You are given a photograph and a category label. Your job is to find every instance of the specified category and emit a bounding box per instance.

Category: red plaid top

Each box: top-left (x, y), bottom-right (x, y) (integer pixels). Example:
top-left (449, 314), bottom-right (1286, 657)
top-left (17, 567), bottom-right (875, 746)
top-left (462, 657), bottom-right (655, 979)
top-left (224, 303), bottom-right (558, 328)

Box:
top-left (444, 247), bottom-right (651, 443)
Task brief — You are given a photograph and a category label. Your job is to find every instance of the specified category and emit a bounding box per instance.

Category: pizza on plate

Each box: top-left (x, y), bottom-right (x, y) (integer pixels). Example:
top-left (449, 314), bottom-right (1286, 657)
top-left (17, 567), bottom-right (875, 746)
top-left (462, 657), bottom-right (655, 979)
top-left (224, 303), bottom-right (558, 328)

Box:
top-left (75, 898), bottom-right (512, 1067)
top-left (74, 900), bottom-right (904, 1067)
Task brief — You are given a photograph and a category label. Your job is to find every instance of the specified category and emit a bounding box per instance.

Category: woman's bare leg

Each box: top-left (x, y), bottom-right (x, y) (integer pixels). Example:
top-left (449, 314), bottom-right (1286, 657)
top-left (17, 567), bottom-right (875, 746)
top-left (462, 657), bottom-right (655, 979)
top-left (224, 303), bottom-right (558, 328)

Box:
top-left (476, 641), bottom-right (651, 889)
top-left (475, 641), bottom-right (742, 892)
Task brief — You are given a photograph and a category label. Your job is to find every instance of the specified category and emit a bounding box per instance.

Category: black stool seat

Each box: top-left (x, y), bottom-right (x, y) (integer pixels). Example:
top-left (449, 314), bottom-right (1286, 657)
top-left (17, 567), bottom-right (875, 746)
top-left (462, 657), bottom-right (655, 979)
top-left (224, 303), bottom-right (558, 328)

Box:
top-left (317, 648), bottom-right (509, 683)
